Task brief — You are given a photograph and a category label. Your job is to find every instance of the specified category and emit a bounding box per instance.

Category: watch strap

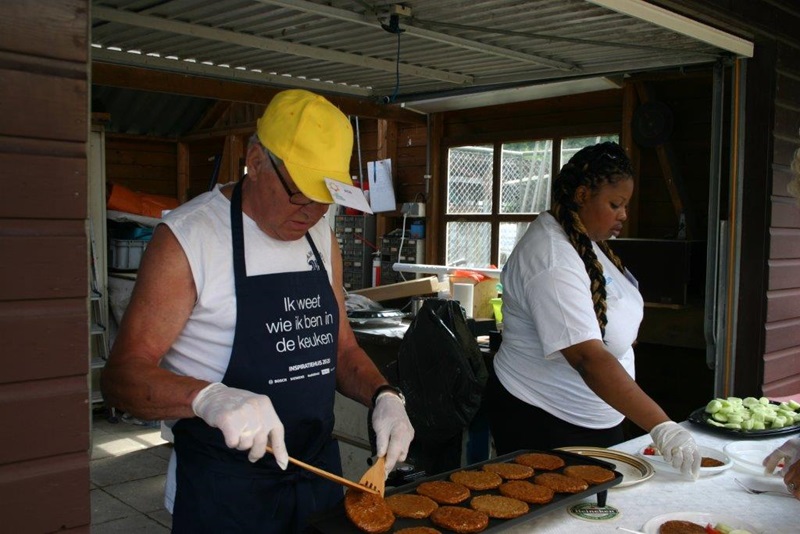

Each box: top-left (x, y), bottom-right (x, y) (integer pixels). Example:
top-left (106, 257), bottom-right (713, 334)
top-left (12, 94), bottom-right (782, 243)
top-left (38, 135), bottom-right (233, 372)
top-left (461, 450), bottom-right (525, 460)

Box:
top-left (371, 384), bottom-right (404, 407)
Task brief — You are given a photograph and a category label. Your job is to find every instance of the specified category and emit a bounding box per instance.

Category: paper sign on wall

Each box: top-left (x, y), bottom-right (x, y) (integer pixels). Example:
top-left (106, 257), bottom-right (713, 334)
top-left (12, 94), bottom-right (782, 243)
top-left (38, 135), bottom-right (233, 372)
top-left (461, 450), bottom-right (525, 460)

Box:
top-left (367, 159), bottom-right (397, 213)
top-left (324, 179), bottom-right (373, 214)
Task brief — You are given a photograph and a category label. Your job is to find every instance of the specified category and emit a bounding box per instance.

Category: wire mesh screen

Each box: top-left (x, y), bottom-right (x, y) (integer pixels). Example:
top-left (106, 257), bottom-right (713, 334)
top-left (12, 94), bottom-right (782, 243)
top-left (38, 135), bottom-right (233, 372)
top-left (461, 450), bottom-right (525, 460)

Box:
top-left (500, 140), bottom-right (553, 214)
top-left (445, 135), bottom-right (618, 267)
top-left (446, 221), bottom-right (491, 267)
top-left (499, 221), bottom-right (531, 267)
top-left (447, 145), bottom-right (493, 214)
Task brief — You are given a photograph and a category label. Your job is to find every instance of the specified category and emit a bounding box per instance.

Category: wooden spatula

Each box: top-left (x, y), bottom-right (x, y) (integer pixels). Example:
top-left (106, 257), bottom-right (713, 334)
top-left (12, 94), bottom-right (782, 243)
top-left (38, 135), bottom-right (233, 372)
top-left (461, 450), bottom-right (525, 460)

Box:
top-left (359, 455), bottom-right (386, 497)
top-left (265, 446), bottom-right (379, 495)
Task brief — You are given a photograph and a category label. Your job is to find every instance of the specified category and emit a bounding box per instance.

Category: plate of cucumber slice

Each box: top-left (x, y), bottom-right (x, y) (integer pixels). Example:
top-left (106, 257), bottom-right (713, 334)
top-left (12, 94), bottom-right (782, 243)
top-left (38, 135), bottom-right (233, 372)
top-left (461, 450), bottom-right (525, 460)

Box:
top-left (687, 397), bottom-right (800, 438)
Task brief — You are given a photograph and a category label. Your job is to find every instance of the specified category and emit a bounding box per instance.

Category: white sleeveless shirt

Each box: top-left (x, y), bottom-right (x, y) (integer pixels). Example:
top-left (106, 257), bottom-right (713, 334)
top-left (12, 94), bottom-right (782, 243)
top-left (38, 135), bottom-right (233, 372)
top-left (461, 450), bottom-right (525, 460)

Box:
top-left (159, 184), bottom-right (333, 384)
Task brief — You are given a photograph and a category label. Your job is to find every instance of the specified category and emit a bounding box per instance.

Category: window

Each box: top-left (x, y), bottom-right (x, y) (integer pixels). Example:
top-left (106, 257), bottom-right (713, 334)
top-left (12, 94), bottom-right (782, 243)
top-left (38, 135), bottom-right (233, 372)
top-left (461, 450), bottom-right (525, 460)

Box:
top-left (444, 134), bottom-right (619, 267)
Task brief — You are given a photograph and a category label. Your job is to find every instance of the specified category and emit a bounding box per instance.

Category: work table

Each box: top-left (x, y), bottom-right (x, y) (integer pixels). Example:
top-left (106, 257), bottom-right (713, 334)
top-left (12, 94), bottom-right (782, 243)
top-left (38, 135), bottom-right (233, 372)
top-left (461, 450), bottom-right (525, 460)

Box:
top-left (349, 318), bottom-right (796, 533)
top-left (504, 422), bottom-right (795, 533)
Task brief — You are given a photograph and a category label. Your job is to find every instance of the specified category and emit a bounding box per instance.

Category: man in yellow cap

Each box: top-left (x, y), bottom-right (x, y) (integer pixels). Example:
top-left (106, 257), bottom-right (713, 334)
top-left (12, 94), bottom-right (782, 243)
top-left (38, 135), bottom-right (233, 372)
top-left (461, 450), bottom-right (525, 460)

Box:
top-left (101, 89), bottom-right (414, 533)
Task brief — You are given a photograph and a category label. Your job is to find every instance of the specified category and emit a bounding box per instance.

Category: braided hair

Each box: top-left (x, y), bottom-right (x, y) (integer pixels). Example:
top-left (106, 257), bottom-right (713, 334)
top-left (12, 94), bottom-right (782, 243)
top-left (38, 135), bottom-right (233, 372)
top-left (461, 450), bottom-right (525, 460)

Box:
top-left (549, 142), bottom-right (633, 338)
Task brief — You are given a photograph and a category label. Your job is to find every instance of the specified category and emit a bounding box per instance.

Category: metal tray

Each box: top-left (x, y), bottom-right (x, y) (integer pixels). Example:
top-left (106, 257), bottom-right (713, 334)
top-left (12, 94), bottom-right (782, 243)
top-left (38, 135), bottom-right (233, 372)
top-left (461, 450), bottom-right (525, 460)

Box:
top-left (687, 405), bottom-right (800, 439)
top-left (347, 309), bottom-right (405, 327)
top-left (309, 449), bottom-right (623, 533)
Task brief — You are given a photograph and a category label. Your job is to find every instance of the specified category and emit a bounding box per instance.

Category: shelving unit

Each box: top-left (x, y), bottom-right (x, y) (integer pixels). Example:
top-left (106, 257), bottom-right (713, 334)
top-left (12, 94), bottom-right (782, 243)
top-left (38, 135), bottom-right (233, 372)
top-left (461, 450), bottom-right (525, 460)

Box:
top-left (335, 214), bottom-right (376, 291)
top-left (379, 234), bottom-right (425, 285)
top-left (88, 123), bottom-right (109, 406)
top-left (89, 231), bottom-right (108, 405)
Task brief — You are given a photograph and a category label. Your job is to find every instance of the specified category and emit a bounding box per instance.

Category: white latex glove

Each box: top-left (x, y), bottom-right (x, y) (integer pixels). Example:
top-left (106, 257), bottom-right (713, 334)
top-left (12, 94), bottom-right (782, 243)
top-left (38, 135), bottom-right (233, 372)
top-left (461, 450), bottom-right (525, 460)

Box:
top-left (763, 437), bottom-right (800, 476)
top-left (371, 392), bottom-right (414, 476)
top-left (191, 382), bottom-right (288, 468)
top-left (650, 421), bottom-right (701, 479)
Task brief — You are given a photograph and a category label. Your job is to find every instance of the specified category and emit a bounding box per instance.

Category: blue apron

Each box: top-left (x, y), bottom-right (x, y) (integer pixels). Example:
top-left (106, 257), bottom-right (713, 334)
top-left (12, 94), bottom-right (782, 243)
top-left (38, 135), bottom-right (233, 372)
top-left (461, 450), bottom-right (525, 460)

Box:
top-left (171, 179), bottom-right (342, 533)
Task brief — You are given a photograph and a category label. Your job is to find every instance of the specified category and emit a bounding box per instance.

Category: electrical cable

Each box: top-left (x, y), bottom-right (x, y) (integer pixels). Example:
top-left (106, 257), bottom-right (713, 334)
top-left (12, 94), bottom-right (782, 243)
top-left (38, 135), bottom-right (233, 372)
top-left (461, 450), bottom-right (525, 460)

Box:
top-left (353, 233), bottom-right (379, 251)
top-left (354, 116), bottom-right (365, 190)
top-left (390, 31), bottom-right (401, 103)
top-left (397, 212), bottom-right (408, 281)
top-left (381, 14), bottom-right (404, 103)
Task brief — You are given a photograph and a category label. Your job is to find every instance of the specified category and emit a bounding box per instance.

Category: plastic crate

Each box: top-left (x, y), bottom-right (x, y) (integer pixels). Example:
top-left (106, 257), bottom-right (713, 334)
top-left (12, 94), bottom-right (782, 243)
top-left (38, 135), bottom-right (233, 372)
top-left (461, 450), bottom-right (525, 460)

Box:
top-left (109, 239), bottom-right (148, 271)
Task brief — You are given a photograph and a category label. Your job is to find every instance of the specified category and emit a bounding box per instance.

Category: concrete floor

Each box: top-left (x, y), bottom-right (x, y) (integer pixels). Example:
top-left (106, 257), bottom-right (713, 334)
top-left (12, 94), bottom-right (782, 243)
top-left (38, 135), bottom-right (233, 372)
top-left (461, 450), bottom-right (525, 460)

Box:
top-left (91, 411), bottom-right (172, 532)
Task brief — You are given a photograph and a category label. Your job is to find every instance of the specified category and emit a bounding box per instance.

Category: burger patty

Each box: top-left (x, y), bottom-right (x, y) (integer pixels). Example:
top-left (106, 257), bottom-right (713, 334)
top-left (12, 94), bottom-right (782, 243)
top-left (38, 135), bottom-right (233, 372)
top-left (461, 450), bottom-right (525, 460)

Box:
top-left (469, 494), bottom-right (529, 519)
top-left (562, 465), bottom-right (615, 485)
top-left (481, 462), bottom-right (534, 480)
top-left (514, 452), bottom-right (565, 470)
top-left (534, 472), bottom-right (589, 494)
top-left (449, 470), bottom-right (503, 490)
top-left (416, 480), bottom-right (471, 504)
top-left (343, 488), bottom-right (395, 533)
top-left (498, 480), bottom-right (555, 504)
top-left (429, 506), bottom-right (490, 534)
top-left (384, 493), bottom-right (438, 519)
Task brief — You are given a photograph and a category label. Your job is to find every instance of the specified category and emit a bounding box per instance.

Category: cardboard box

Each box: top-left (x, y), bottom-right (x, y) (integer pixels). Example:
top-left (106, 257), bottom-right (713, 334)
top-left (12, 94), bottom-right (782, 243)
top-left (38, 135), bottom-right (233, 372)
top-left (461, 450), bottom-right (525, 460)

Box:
top-left (449, 276), bottom-right (500, 319)
top-left (351, 276), bottom-right (439, 302)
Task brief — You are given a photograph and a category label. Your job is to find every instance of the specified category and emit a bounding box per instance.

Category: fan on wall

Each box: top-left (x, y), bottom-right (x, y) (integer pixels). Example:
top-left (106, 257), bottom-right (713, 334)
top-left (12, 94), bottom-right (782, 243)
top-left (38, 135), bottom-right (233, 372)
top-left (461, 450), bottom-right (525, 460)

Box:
top-left (632, 101), bottom-right (674, 147)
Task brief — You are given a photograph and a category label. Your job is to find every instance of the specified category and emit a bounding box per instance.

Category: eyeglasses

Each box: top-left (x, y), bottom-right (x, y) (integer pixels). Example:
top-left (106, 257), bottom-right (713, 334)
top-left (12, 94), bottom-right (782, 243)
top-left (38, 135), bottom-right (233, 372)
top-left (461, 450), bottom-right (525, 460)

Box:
top-left (267, 152), bottom-right (314, 206)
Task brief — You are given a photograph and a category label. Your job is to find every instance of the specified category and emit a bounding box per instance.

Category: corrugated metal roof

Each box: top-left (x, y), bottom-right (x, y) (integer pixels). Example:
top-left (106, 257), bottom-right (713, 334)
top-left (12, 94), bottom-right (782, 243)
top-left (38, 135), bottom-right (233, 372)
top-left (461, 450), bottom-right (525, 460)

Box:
top-left (91, 0), bottom-right (751, 109)
top-left (92, 86), bottom-right (213, 137)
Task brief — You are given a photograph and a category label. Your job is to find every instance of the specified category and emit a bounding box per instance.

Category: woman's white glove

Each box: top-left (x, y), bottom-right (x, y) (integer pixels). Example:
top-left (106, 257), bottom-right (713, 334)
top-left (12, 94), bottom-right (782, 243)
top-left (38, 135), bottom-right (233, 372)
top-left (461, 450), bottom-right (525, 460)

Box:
top-left (650, 421), bottom-right (701, 479)
top-left (191, 382), bottom-right (288, 468)
top-left (763, 438), bottom-right (800, 475)
top-left (371, 393), bottom-right (414, 476)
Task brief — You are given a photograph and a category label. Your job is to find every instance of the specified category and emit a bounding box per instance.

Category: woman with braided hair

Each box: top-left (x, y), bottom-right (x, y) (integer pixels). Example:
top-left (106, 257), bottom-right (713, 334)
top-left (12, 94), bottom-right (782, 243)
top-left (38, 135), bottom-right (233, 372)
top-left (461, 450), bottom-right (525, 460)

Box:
top-left (485, 141), bottom-right (701, 479)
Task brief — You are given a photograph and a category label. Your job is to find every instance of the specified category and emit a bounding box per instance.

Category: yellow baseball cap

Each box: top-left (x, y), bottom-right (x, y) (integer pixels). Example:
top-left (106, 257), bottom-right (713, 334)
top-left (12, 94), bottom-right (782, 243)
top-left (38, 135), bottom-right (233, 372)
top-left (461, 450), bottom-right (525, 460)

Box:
top-left (257, 89), bottom-right (354, 204)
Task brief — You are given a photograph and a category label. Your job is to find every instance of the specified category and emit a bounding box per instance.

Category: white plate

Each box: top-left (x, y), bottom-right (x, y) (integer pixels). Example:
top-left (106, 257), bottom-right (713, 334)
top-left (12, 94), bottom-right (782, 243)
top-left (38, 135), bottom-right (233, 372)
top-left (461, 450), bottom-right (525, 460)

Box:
top-left (723, 441), bottom-right (781, 477)
top-left (642, 511), bottom-right (760, 534)
top-left (556, 446), bottom-right (654, 488)
top-left (637, 445), bottom-right (732, 476)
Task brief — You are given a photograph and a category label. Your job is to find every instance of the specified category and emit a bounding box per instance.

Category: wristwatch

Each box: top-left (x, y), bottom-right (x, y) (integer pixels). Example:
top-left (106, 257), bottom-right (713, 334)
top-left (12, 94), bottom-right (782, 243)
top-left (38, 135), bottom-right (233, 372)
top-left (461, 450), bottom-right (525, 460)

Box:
top-left (372, 384), bottom-right (405, 407)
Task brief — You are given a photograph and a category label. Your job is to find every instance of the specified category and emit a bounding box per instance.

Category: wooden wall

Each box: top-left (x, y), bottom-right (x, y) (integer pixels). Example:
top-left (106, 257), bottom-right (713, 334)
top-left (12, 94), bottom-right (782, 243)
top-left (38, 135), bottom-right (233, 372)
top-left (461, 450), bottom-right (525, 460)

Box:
top-left (106, 135), bottom-right (178, 198)
top-left (349, 117), bottom-right (428, 203)
top-left (186, 137), bottom-right (229, 199)
top-left (0, 1), bottom-right (91, 531)
top-left (632, 75), bottom-right (713, 240)
top-left (651, 0), bottom-right (800, 396)
top-left (764, 37), bottom-right (800, 396)
top-left (395, 122), bottom-right (430, 204)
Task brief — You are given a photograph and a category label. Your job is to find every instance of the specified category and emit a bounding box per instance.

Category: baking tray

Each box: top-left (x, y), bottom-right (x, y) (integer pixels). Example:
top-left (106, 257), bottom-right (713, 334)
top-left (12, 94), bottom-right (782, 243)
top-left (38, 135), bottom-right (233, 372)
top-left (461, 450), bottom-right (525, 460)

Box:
top-left (309, 449), bottom-right (623, 533)
top-left (687, 404), bottom-right (800, 439)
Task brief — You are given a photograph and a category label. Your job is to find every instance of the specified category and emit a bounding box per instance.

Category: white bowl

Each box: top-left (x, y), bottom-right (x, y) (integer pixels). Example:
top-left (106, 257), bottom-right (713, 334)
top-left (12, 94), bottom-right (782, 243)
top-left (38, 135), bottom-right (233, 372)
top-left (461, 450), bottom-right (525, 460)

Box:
top-left (638, 445), bottom-right (732, 476)
top-left (723, 440), bottom-right (781, 477)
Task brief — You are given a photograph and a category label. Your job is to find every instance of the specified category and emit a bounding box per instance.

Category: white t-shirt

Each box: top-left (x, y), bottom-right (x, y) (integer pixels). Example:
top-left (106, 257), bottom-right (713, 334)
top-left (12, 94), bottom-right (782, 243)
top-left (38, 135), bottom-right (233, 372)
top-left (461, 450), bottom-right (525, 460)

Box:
top-left (493, 212), bottom-right (643, 428)
top-left (158, 183), bottom-right (334, 512)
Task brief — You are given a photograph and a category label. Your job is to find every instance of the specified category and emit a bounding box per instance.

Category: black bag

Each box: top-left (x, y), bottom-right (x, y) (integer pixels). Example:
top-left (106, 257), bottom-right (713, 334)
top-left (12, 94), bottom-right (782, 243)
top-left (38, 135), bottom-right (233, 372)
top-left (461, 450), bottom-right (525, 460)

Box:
top-left (395, 298), bottom-right (488, 443)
